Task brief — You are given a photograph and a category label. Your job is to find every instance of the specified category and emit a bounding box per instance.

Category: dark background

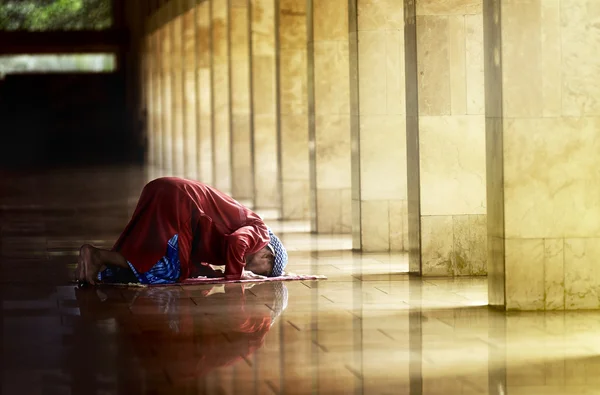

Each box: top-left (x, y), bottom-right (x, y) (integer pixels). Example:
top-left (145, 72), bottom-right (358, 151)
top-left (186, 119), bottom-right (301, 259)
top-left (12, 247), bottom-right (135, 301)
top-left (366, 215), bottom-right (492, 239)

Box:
top-left (0, 0), bottom-right (150, 169)
top-left (0, 72), bottom-right (133, 168)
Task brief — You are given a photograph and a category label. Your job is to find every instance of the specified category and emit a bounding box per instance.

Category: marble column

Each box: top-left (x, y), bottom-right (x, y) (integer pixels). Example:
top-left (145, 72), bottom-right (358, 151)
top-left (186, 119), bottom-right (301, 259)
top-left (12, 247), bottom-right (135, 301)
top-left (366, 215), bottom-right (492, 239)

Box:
top-left (172, 1), bottom-right (185, 176)
top-left (140, 30), bottom-right (148, 163)
top-left (183, 0), bottom-right (198, 180)
top-left (149, 10), bottom-right (163, 171)
top-left (196, 0), bottom-right (214, 185)
top-left (250, 0), bottom-right (281, 210)
top-left (161, 5), bottom-right (174, 173)
top-left (350, 0), bottom-right (408, 252)
top-left (404, 1), bottom-right (420, 273)
top-left (404, 0), bottom-right (487, 275)
top-left (144, 29), bottom-right (155, 167)
top-left (308, 0), bottom-right (352, 234)
top-left (230, 0), bottom-right (254, 202)
top-left (278, 0), bottom-right (310, 220)
top-left (212, 0), bottom-right (232, 193)
top-left (485, 0), bottom-right (600, 310)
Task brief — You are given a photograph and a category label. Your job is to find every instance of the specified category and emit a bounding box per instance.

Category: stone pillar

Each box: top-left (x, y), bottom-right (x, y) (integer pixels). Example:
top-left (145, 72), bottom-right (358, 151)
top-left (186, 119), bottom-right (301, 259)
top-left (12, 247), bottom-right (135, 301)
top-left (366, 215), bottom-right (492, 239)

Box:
top-left (404, 1), bottom-right (420, 273)
top-left (211, 0), bottom-right (232, 193)
top-left (278, 0), bottom-right (310, 220)
top-left (140, 30), bottom-right (149, 164)
top-left (161, 6), bottom-right (174, 172)
top-left (183, 0), bottom-right (198, 180)
top-left (151, 26), bottom-right (163, 169)
top-left (172, 1), bottom-right (185, 176)
top-left (148, 26), bottom-right (162, 167)
top-left (196, 0), bottom-right (214, 185)
top-left (308, 0), bottom-right (352, 234)
top-left (250, 0), bottom-right (281, 210)
top-left (144, 27), bottom-right (155, 167)
top-left (485, 0), bottom-right (600, 310)
top-left (229, 0), bottom-right (254, 201)
top-left (349, 0), bottom-right (408, 252)
top-left (404, 0), bottom-right (487, 275)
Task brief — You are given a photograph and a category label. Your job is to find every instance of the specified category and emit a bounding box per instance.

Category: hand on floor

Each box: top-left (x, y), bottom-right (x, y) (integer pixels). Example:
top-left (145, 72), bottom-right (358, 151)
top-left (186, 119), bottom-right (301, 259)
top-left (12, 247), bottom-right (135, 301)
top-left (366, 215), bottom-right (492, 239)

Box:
top-left (241, 270), bottom-right (267, 280)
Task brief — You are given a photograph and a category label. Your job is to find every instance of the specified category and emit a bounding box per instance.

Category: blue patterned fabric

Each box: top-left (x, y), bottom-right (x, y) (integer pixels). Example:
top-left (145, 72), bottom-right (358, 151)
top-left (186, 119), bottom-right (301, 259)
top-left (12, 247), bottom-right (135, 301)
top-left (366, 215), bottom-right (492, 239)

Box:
top-left (267, 228), bottom-right (288, 277)
top-left (98, 234), bottom-right (181, 285)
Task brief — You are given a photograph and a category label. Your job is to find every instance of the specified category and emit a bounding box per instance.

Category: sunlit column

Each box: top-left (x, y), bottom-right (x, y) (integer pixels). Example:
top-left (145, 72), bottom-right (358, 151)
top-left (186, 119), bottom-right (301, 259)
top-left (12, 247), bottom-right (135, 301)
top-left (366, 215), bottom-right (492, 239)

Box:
top-left (183, 0), bottom-right (198, 180)
top-left (278, 0), bottom-right (310, 220)
top-left (250, 0), bottom-right (281, 211)
top-left (160, 4), bottom-right (174, 172)
top-left (404, 0), bottom-right (486, 275)
top-left (230, 0), bottom-right (254, 202)
top-left (144, 28), bottom-right (154, 167)
top-left (485, 0), bottom-right (600, 310)
top-left (172, 0), bottom-right (185, 177)
top-left (196, 0), bottom-right (214, 185)
top-left (349, 0), bottom-right (408, 252)
top-left (307, 0), bottom-right (352, 234)
top-left (211, 0), bottom-right (233, 193)
top-left (151, 17), bottom-right (163, 170)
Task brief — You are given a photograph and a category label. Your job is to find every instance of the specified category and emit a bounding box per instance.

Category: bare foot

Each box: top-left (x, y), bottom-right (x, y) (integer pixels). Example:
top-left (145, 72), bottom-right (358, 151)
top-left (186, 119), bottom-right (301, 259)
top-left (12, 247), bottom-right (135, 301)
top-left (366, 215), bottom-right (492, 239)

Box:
top-left (77, 244), bottom-right (101, 285)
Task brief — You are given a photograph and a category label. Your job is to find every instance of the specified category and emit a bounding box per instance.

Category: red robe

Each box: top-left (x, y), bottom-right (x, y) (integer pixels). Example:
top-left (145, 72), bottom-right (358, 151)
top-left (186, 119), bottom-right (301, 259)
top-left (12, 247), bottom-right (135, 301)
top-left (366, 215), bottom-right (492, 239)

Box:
top-left (112, 177), bottom-right (269, 281)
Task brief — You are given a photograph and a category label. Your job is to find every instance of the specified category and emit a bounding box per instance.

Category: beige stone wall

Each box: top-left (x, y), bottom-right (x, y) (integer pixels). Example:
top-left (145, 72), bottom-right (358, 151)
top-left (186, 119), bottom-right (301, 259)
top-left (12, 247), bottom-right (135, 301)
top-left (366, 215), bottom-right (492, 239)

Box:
top-left (230, 0), bottom-right (254, 201)
top-left (486, 0), bottom-right (600, 310)
top-left (196, 0), bottom-right (214, 185)
top-left (309, 0), bottom-right (352, 234)
top-left (212, 0), bottom-right (232, 193)
top-left (251, 0), bottom-right (280, 210)
top-left (278, 0), bottom-right (310, 220)
top-left (351, 0), bottom-right (408, 252)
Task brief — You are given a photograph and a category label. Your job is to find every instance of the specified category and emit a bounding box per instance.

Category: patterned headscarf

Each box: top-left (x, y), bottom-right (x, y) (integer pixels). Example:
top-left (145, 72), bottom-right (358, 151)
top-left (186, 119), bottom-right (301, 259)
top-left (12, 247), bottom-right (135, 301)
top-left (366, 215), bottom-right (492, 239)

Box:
top-left (267, 228), bottom-right (288, 277)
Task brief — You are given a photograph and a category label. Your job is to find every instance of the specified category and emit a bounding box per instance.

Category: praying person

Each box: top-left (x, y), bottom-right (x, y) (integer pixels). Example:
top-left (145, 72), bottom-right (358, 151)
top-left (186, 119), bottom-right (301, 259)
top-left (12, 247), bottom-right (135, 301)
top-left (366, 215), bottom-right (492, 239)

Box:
top-left (75, 177), bottom-right (288, 285)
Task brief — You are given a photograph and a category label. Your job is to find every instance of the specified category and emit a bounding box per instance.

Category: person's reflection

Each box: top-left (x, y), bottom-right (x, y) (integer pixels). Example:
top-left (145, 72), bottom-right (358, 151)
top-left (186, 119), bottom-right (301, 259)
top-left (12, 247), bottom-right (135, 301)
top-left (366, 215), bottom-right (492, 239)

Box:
top-left (75, 282), bottom-right (288, 384)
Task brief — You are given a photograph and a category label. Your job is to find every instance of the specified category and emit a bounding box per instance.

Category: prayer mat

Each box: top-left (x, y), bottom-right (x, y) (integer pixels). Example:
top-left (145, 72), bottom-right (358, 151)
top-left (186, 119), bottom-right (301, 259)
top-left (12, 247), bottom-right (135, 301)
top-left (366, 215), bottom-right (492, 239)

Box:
top-left (76, 273), bottom-right (327, 288)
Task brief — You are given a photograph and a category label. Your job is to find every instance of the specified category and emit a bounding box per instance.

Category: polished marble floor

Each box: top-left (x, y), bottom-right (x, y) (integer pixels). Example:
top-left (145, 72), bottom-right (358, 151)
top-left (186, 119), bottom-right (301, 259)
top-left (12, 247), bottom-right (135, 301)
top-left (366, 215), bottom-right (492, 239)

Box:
top-left (2, 166), bottom-right (600, 395)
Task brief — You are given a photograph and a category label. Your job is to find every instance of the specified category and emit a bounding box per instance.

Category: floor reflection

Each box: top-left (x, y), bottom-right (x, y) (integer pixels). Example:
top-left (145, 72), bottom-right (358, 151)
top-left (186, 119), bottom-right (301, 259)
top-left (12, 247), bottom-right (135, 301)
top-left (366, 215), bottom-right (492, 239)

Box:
top-left (73, 282), bottom-right (287, 390)
top-left (3, 166), bottom-right (600, 395)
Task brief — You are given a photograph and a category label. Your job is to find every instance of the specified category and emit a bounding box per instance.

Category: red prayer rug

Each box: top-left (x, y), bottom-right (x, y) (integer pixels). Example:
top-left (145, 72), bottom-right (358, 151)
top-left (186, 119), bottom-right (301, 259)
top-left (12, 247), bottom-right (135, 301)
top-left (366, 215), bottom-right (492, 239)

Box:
top-left (86, 273), bottom-right (327, 288)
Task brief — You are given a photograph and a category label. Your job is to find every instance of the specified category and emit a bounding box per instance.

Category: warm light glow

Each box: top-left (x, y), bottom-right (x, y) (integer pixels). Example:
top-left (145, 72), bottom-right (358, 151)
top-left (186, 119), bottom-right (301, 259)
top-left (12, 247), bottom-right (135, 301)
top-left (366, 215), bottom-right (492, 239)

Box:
top-left (0, 53), bottom-right (116, 78)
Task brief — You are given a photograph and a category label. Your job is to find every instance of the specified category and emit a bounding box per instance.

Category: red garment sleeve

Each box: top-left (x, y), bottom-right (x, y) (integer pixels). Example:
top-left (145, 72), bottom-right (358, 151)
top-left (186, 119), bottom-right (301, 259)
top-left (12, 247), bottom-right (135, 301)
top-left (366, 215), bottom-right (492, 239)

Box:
top-left (224, 224), bottom-right (269, 280)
